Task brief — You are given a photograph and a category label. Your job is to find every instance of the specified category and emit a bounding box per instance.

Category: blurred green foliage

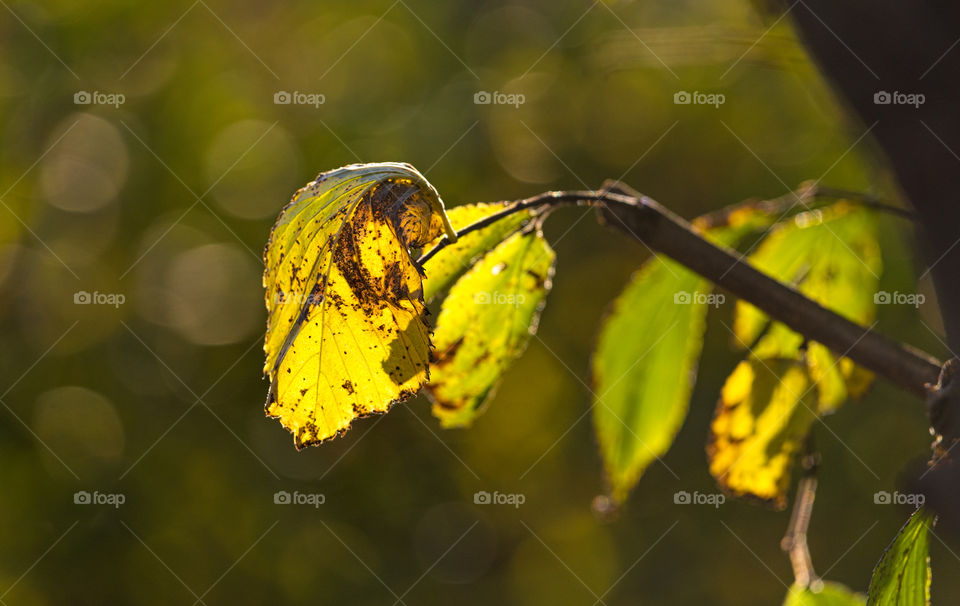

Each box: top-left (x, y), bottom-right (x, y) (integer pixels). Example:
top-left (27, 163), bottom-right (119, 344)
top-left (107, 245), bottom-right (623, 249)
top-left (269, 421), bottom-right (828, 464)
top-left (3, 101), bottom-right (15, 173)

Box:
top-left (0, 0), bottom-right (953, 604)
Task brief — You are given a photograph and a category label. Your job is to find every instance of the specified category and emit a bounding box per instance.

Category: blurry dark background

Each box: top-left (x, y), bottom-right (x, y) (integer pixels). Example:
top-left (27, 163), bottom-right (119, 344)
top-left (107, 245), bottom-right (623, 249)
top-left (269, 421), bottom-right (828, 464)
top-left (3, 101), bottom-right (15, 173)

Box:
top-left (0, 1), bottom-right (953, 604)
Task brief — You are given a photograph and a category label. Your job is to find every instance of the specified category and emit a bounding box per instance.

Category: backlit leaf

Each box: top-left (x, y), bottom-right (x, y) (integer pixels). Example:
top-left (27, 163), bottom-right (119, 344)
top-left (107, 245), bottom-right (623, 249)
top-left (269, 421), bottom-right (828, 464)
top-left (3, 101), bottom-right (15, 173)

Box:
top-left (708, 358), bottom-right (815, 508)
top-left (867, 509), bottom-right (934, 606)
top-left (592, 222), bottom-right (760, 503)
top-left (710, 204), bottom-right (881, 505)
top-left (262, 163), bottom-right (454, 448)
top-left (783, 582), bottom-right (866, 606)
top-left (427, 229), bottom-right (555, 427)
top-left (732, 203), bottom-right (881, 401)
top-left (422, 202), bottom-right (536, 303)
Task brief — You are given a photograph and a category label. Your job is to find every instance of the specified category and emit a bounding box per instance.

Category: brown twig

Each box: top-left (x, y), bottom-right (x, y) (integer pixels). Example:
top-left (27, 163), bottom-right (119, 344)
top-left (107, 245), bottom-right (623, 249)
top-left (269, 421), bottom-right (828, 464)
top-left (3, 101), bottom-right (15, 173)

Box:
top-left (781, 437), bottom-right (820, 589)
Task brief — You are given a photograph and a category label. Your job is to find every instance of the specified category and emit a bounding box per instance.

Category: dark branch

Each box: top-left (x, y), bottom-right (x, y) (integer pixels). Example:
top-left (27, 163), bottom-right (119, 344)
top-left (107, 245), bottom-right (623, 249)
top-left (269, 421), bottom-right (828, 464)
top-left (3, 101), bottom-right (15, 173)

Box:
top-left (421, 186), bottom-right (942, 397)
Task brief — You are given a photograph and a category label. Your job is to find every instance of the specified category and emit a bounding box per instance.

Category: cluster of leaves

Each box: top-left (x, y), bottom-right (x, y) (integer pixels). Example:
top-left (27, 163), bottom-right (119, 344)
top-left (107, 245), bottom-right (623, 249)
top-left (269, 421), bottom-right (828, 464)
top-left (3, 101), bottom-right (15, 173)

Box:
top-left (261, 163), bottom-right (934, 605)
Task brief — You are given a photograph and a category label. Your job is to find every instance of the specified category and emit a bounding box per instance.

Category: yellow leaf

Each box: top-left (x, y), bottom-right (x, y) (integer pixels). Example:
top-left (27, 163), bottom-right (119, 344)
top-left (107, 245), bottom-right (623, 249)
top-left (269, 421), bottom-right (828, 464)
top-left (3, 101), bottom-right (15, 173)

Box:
top-left (708, 358), bottom-right (817, 509)
top-left (262, 163), bottom-right (454, 448)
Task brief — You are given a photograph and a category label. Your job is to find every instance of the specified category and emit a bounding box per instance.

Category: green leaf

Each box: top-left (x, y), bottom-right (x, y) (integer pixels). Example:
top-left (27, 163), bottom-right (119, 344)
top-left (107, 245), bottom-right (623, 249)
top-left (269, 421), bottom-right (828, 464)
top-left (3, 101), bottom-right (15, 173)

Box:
top-left (867, 509), bottom-right (934, 606)
top-left (783, 582), bottom-right (866, 606)
top-left (733, 203), bottom-right (881, 354)
top-left (592, 222), bottom-right (756, 503)
top-left (422, 202), bottom-right (535, 303)
top-left (426, 229), bottom-right (555, 428)
top-left (592, 257), bottom-right (710, 502)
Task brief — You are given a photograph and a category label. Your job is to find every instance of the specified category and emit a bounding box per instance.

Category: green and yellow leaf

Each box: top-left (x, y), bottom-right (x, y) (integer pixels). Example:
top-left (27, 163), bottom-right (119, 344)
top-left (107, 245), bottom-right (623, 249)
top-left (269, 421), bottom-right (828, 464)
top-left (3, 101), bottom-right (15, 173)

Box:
top-left (710, 204), bottom-right (881, 506)
top-left (783, 582), bottom-right (866, 606)
top-left (422, 202), bottom-right (536, 303)
top-left (867, 509), bottom-right (934, 606)
top-left (262, 163), bottom-right (454, 448)
top-left (427, 229), bottom-right (555, 427)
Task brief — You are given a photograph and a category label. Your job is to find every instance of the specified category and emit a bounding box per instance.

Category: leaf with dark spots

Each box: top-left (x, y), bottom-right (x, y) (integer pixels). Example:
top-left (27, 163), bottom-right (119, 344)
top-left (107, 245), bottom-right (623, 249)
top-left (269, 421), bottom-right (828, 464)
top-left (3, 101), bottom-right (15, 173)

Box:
top-left (426, 230), bottom-right (555, 428)
top-left (262, 163), bottom-right (456, 448)
top-left (710, 204), bottom-right (881, 505)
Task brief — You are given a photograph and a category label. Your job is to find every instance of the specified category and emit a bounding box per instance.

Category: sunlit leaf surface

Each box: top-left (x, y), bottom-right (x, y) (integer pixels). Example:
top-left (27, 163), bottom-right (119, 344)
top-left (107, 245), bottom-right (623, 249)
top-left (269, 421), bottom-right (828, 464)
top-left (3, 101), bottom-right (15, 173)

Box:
top-left (262, 163), bottom-right (453, 448)
top-left (710, 204), bottom-right (881, 506)
top-left (867, 509), bottom-right (934, 606)
top-left (422, 202), bottom-right (535, 303)
top-left (783, 582), bottom-right (866, 606)
top-left (427, 230), bottom-right (555, 427)
top-left (592, 220), bottom-right (761, 503)
top-left (709, 358), bottom-right (816, 508)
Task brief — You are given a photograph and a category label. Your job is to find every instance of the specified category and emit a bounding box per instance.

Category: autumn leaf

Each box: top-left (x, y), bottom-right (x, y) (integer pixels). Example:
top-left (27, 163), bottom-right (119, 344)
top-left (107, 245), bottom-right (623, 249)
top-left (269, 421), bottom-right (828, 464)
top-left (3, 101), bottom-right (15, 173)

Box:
top-left (427, 229), bottom-right (555, 427)
top-left (709, 204), bottom-right (881, 506)
top-left (708, 357), bottom-right (816, 508)
top-left (262, 163), bottom-right (455, 448)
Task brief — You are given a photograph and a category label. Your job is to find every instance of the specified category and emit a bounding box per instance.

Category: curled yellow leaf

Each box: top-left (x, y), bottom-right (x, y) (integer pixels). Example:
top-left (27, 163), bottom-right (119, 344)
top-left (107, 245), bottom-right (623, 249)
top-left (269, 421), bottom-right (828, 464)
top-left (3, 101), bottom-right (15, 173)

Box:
top-left (262, 163), bottom-right (452, 448)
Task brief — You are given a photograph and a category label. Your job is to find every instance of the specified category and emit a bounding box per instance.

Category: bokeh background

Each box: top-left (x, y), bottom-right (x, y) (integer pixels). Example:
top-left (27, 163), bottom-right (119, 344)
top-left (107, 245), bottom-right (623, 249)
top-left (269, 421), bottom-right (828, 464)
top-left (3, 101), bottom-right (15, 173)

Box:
top-left (0, 1), bottom-right (954, 604)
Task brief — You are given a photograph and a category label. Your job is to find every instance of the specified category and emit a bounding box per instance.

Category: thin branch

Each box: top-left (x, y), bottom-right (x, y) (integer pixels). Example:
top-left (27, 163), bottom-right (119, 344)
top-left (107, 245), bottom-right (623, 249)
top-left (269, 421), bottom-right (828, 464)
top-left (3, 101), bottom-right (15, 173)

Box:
top-left (417, 192), bottom-right (590, 265)
top-left (781, 437), bottom-right (820, 588)
top-left (419, 185), bottom-right (942, 397)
